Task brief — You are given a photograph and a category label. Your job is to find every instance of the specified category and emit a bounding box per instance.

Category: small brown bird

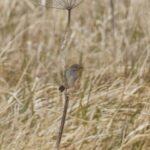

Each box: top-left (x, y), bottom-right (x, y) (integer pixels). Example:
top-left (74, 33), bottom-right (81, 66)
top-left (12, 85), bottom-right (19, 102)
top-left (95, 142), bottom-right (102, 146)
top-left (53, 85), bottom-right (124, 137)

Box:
top-left (56, 64), bottom-right (83, 149)
top-left (59, 64), bottom-right (83, 92)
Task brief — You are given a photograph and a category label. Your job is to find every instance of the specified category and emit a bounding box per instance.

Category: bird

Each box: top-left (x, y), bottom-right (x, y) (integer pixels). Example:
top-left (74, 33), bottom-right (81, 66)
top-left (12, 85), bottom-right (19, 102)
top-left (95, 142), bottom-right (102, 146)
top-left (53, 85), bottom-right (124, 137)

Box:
top-left (59, 64), bottom-right (83, 92)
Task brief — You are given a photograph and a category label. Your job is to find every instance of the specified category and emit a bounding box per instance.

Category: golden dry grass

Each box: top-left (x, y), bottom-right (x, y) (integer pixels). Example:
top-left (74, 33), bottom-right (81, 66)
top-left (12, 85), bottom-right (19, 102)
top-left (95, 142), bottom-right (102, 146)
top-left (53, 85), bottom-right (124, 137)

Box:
top-left (0, 0), bottom-right (150, 150)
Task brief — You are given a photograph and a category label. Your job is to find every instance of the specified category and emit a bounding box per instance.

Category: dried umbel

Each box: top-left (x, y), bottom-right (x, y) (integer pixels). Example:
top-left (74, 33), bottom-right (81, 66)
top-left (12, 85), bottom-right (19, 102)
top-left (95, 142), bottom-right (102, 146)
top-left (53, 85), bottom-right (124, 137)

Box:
top-left (32, 0), bottom-right (83, 10)
top-left (32, 0), bottom-right (83, 28)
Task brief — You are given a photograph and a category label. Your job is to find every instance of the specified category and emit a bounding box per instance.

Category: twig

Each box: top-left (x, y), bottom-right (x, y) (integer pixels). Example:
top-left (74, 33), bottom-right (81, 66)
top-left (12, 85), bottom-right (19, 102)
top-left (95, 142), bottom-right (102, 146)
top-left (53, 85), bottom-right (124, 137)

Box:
top-left (109, 0), bottom-right (117, 64)
top-left (56, 90), bottom-right (69, 150)
top-left (67, 9), bottom-right (71, 28)
top-left (110, 0), bottom-right (115, 39)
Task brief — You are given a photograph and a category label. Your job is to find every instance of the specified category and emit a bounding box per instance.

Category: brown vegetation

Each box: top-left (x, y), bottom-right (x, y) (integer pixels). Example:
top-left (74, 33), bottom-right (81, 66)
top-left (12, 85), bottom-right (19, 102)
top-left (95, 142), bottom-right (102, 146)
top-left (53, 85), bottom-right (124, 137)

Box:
top-left (0, 0), bottom-right (150, 149)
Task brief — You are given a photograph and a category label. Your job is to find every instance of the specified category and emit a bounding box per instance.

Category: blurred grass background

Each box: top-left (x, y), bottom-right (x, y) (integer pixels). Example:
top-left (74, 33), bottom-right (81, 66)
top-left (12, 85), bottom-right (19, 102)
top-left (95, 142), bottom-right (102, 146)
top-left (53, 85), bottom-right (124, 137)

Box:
top-left (0, 0), bottom-right (150, 149)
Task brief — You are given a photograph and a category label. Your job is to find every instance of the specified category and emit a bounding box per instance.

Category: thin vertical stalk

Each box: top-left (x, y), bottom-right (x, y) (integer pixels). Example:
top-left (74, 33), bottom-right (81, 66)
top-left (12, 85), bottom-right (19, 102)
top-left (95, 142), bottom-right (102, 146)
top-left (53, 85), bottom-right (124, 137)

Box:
top-left (56, 91), bottom-right (69, 150)
top-left (55, 1), bottom-right (82, 149)
top-left (67, 9), bottom-right (71, 28)
top-left (110, 0), bottom-right (115, 38)
top-left (110, 0), bottom-right (117, 63)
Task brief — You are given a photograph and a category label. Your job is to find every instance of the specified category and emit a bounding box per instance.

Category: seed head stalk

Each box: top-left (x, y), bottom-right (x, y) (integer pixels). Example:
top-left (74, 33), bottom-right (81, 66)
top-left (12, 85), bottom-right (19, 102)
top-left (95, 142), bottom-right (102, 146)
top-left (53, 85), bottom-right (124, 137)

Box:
top-left (56, 90), bottom-right (69, 150)
top-left (67, 9), bottom-right (71, 29)
top-left (56, 1), bottom-right (83, 149)
top-left (31, 1), bottom-right (83, 149)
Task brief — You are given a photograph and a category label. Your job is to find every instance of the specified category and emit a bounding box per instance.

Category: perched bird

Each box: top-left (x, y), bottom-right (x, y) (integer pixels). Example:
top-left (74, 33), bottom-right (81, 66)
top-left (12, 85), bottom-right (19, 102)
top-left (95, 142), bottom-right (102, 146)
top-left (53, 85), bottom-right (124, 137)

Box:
top-left (59, 64), bottom-right (83, 92)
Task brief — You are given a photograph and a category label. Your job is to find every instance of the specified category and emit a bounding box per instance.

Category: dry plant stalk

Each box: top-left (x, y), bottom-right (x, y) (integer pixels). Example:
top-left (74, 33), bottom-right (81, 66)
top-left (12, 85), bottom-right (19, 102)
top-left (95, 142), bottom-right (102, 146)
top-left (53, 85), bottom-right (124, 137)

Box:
top-left (109, 0), bottom-right (116, 60)
top-left (110, 0), bottom-right (115, 39)
top-left (56, 90), bottom-right (69, 150)
top-left (31, 0), bottom-right (83, 149)
top-left (55, 1), bottom-right (83, 149)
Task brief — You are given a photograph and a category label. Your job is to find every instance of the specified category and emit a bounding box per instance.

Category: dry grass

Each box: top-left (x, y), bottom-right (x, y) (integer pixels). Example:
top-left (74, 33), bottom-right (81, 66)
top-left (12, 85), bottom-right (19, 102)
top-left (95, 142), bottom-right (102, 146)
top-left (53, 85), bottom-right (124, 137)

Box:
top-left (0, 0), bottom-right (150, 150)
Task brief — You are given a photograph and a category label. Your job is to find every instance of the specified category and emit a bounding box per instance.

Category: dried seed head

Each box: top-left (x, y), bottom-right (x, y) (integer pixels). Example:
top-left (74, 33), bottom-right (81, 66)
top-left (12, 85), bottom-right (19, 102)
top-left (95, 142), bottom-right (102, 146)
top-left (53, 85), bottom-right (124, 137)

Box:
top-left (32, 0), bottom-right (83, 10)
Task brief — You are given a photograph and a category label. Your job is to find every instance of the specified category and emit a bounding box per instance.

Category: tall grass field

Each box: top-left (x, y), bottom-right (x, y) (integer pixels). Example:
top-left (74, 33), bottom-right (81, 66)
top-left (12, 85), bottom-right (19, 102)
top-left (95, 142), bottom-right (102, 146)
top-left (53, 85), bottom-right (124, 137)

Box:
top-left (0, 0), bottom-right (150, 149)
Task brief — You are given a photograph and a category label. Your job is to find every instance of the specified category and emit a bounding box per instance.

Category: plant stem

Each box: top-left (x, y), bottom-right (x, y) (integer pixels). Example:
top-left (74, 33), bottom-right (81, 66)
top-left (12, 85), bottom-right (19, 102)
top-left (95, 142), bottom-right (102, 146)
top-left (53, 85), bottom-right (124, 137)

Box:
top-left (56, 90), bottom-right (69, 150)
top-left (110, 0), bottom-right (115, 38)
top-left (67, 9), bottom-right (71, 29)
